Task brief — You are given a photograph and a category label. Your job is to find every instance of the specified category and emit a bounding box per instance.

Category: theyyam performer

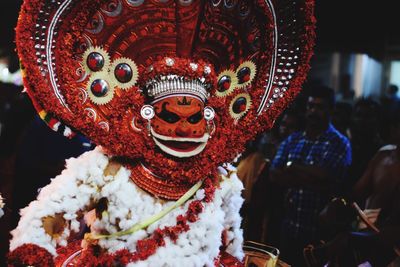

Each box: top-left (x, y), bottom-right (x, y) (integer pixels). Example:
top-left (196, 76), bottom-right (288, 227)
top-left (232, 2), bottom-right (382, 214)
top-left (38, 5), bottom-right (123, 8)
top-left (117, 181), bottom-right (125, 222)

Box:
top-left (8, 0), bottom-right (315, 266)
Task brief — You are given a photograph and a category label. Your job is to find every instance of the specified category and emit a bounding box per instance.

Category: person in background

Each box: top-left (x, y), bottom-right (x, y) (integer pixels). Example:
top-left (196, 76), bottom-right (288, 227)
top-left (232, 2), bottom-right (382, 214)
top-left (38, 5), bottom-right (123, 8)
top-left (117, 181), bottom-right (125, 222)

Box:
top-left (353, 111), bottom-right (400, 227)
top-left (380, 85), bottom-right (400, 143)
top-left (346, 99), bottom-right (383, 194)
top-left (270, 85), bottom-right (352, 266)
top-left (264, 109), bottom-right (306, 246)
top-left (304, 109), bottom-right (400, 267)
top-left (306, 113), bottom-right (400, 266)
top-left (238, 108), bottom-right (305, 243)
top-left (237, 133), bottom-right (274, 242)
top-left (278, 109), bottom-right (305, 141)
top-left (331, 101), bottom-right (352, 138)
top-left (387, 84), bottom-right (400, 111)
top-left (237, 149), bottom-right (268, 207)
top-left (335, 74), bottom-right (355, 105)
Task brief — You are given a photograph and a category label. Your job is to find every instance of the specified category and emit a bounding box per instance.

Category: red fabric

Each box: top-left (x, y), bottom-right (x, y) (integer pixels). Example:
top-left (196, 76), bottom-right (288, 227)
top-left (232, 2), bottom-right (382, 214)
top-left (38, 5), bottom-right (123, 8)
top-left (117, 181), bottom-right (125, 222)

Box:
top-left (8, 244), bottom-right (54, 267)
top-left (219, 251), bottom-right (244, 267)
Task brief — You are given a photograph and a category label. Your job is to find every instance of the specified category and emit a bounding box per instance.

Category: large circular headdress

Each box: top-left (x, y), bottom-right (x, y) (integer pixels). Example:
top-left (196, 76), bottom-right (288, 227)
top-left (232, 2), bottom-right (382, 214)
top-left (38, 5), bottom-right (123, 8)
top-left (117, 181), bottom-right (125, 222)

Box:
top-left (17, 0), bottom-right (315, 197)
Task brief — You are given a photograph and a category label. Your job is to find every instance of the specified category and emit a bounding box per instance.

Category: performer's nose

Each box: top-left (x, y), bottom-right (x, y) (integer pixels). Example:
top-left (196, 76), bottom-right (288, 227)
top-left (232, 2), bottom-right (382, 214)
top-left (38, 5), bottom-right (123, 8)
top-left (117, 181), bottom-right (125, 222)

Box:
top-left (175, 123), bottom-right (191, 137)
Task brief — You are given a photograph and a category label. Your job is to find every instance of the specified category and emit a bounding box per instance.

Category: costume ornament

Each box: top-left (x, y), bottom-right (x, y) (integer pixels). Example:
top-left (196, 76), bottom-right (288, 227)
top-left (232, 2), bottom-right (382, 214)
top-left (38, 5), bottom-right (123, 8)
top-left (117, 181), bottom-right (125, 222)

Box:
top-left (9, 0), bottom-right (315, 266)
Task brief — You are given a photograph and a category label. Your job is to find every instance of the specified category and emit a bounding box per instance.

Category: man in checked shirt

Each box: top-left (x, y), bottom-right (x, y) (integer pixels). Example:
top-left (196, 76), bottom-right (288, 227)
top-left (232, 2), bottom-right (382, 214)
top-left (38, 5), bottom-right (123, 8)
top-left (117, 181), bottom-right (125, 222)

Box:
top-left (270, 86), bottom-right (352, 266)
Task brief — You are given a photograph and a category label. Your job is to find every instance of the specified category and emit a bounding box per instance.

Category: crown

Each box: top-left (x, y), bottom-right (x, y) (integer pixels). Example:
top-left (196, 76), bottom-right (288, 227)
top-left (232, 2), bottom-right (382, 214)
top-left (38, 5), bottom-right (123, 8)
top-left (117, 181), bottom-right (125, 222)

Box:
top-left (177, 96), bottom-right (192, 106)
top-left (145, 75), bottom-right (209, 103)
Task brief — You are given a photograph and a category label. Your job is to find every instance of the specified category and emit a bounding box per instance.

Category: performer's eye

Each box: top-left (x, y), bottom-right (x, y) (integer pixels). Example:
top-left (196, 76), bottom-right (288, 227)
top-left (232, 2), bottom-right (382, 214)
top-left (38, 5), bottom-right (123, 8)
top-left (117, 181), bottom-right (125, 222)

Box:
top-left (157, 103), bottom-right (180, 123)
top-left (161, 112), bottom-right (180, 123)
top-left (187, 111), bottom-right (202, 124)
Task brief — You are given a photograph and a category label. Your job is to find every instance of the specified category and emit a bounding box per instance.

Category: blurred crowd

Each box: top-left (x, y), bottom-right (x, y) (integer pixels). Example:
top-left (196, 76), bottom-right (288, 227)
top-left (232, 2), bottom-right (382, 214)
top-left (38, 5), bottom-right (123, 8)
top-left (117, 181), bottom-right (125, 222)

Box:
top-left (237, 84), bottom-right (400, 266)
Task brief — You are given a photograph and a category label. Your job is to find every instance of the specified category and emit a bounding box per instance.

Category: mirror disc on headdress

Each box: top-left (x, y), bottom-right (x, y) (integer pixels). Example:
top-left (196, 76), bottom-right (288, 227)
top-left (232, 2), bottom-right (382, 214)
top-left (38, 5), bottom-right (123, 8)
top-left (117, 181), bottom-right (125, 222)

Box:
top-left (114, 63), bottom-right (133, 83)
top-left (87, 52), bottom-right (105, 72)
top-left (215, 70), bottom-right (237, 97)
top-left (109, 57), bottom-right (138, 90)
top-left (236, 61), bottom-right (257, 89)
top-left (237, 67), bottom-right (251, 84)
top-left (218, 76), bottom-right (232, 92)
top-left (232, 97), bottom-right (247, 114)
top-left (90, 79), bottom-right (109, 97)
top-left (229, 93), bottom-right (252, 120)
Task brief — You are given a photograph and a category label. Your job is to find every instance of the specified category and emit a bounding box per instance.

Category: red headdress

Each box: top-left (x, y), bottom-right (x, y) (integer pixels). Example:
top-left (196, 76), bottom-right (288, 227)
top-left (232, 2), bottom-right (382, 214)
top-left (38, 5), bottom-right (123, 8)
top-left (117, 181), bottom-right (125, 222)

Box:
top-left (16, 0), bottom-right (315, 199)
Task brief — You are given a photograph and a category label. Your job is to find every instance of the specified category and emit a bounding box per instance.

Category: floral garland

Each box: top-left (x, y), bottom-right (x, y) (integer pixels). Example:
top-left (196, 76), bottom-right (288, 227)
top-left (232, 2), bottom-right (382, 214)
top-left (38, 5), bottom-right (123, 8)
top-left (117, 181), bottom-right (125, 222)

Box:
top-left (8, 243), bottom-right (54, 266)
top-left (54, 179), bottom-right (214, 266)
top-left (8, 147), bottom-right (244, 266)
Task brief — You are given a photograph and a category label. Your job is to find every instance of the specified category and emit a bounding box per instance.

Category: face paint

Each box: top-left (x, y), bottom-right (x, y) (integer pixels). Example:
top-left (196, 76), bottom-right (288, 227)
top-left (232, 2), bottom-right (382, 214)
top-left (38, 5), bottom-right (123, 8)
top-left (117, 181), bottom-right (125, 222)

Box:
top-left (150, 95), bottom-right (209, 158)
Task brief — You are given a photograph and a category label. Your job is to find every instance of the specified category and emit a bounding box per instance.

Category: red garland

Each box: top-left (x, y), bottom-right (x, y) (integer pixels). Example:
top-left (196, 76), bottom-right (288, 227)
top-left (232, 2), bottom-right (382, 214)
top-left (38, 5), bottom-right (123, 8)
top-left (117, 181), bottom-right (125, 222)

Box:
top-left (7, 243), bottom-right (55, 267)
top-left (52, 178), bottom-right (215, 266)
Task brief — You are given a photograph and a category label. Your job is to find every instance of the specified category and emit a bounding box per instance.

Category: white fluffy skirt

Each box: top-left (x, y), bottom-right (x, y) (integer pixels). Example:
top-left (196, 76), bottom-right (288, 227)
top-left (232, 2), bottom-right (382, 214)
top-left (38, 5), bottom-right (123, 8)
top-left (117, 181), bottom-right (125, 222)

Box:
top-left (10, 147), bottom-right (244, 266)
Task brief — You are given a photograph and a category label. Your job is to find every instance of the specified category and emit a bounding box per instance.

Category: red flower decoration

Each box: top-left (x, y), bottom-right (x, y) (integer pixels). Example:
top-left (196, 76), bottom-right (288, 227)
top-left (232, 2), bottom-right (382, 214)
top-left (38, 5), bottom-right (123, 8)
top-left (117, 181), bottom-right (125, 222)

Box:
top-left (8, 244), bottom-right (54, 267)
top-left (54, 178), bottom-right (216, 266)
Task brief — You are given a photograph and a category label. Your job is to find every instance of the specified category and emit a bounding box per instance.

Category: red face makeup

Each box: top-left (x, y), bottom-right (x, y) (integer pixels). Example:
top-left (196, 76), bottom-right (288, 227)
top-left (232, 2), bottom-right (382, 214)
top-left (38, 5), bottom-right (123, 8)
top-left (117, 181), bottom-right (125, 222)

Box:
top-left (150, 96), bottom-right (209, 158)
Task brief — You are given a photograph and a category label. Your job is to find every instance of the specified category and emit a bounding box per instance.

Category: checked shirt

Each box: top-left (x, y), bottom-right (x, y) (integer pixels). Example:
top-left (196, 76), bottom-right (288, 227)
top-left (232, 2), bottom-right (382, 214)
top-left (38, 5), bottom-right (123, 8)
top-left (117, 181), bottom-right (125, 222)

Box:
top-left (271, 123), bottom-right (351, 238)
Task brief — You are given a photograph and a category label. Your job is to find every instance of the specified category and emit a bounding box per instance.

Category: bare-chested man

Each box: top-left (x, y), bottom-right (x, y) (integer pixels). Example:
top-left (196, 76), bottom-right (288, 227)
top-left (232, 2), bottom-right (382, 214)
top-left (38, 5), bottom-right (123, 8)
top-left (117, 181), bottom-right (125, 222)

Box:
top-left (304, 114), bottom-right (400, 266)
top-left (353, 114), bottom-right (400, 216)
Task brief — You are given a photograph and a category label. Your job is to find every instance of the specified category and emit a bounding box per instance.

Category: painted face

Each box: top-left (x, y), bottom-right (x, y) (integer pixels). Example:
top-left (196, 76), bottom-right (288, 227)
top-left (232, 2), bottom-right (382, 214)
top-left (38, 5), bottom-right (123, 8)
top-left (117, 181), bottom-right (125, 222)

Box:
top-left (150, 96), bottom-right (209, 158)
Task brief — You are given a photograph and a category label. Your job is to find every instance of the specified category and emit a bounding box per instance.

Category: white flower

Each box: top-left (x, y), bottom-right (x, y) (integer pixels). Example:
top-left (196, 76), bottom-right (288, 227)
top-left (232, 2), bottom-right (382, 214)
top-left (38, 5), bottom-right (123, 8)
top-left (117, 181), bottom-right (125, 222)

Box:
top-left (10, 148), bottom-right (245, 265)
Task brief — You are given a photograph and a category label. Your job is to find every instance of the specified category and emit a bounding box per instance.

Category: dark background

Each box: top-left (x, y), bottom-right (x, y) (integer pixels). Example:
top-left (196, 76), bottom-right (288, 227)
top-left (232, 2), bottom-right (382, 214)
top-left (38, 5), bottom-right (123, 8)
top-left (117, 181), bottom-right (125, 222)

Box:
top-left (1, 0), bottom-right (399, 60)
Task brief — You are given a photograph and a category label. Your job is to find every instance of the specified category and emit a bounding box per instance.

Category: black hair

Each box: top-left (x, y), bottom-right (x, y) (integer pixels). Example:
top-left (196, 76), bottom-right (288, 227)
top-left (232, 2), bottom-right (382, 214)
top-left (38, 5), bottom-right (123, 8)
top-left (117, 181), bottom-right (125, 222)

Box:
top-left (354, 98), bottom-right (380, 114)
top-left (308, 85), bottom-right (335, 108)
top-left (388, 84), bottom-right (399, 95)
top-left (280, 108), bottom-right (305, 131)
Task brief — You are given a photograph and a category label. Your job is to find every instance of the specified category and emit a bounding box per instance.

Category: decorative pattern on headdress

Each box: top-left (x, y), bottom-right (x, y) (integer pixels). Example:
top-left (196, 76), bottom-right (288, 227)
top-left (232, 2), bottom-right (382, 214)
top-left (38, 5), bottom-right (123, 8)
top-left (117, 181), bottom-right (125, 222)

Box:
top-left (16, 0), bottom-right (316, 197)
top-left (229, 93), bottom-right (252, 121)
top-left (110, 57), bottom-right (139, 90)
top-left (235, 61), bottom-right (257, 89)
top-left (215, 70), bottom-right (238, 97)
top-left (82, 46), bottom-right (111, 75)
top-left (86, 72), bottom-right (116, 105)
